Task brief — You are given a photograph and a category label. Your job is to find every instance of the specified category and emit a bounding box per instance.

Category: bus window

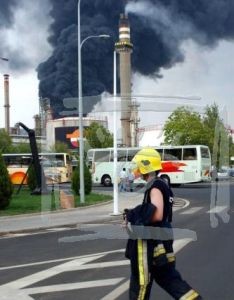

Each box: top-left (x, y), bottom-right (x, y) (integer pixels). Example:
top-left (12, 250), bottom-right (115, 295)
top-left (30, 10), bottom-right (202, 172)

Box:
top-left (127, 149), bottom-right (139, 161)
top-left (117, 149), bottom-right (127, 162)
top-left (164, 148), bottom-right (182, 161)
top-left (95, 150), bottom-right (110, 162)
top-left (21, 157), bottom-right (32, 166)
top-left (87, 150), bottom-right (94, 161)
top-left (155, 148), bottom-right (163, 160)
top-left (201, 147), bottom-right (210, 158)
top-left (4, 155), bottom-right (31, 167)
top-left (55, 154), bottom-right (65, 167)
top-left (7, 156), bottom-right (21, 166)
top-left (65, 154), bottom-right (71, 164)
top-left (183, 148), bottom-right (197, 160)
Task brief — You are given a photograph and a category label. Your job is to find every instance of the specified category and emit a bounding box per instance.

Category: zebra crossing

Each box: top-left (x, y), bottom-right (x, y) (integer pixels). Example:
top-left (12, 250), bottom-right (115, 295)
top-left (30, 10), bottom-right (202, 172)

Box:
top-left (0, 240), bottom-right (195, 300)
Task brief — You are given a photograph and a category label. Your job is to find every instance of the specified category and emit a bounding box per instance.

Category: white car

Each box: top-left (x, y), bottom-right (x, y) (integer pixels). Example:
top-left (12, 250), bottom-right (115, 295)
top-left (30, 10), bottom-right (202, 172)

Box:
top-left (217, 169), bottom-right (229, 180)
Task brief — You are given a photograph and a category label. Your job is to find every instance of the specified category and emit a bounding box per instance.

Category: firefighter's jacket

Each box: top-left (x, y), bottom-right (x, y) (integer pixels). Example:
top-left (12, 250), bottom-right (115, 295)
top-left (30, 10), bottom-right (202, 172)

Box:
top-left (125, 178), bottom-right (175, 269)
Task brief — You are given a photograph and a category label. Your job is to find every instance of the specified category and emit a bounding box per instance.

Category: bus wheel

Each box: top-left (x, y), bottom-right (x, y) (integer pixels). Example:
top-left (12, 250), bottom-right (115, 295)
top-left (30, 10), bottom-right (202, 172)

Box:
top-left (102, 175), bottom-right (112, 187)
top-left (160, 175), bottom-right (171, 186)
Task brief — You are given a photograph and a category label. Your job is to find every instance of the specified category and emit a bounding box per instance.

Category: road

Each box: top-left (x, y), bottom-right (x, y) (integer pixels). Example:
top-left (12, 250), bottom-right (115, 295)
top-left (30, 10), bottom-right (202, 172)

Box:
top-left (0, 181), bottom-right (233, 299)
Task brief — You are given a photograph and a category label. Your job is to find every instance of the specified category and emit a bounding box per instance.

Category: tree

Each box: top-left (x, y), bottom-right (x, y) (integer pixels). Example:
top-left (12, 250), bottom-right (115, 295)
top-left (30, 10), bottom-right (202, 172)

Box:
top-left (49, 141), bottom-right (70, 153)
top-left (203, 104), bottom-right (232, 167)
top-left (163, 104), bottom-right (234, 168)
top-left (0, 129), bottom-right (13, 153)
top-left (163, 106), bottom-right (206, 145)
top-left (12, 142), bottom-right (31, 153)
top-left (72, 161), bottom-right (92, 196)
top-left (85, 122), bottom-right (113, 148)
top-left (0, 152), bottom-right (13, 209)
top-left (27, 164), bottom-right (37, 192)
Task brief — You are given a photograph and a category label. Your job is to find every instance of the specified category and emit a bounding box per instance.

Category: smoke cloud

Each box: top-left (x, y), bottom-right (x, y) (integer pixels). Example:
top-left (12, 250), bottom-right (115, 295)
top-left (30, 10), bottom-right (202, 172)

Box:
top-left (37, 0), bottom-right (122, 116)
top-left (37, 0), bottom-right (234, 117)
top-left (0, 0), bottom-right (16, 27)
top-left (1, 0), bottom-right (234, 116)
top-left (0, 0), bottom-right (52, 73)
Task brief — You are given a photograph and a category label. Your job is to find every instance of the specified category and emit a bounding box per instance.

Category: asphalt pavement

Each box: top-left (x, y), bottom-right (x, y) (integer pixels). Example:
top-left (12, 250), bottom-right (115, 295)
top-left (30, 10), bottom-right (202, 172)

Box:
top-left (0, 190), bottom-right (186, 234)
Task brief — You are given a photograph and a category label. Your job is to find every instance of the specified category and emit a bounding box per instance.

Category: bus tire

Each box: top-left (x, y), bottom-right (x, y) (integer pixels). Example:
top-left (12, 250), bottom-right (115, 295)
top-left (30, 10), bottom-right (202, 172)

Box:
top-left (160, 174), bottom-right (171, 186)
top-left (102, 175), bottom-right (112, 187)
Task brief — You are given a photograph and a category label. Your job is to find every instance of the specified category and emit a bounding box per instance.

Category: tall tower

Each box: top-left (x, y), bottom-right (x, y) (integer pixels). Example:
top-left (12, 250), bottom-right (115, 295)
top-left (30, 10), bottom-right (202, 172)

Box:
top-left (4, 74), bottom-right (10, 133)
top-left (115, 14), bottom-right (133, 147)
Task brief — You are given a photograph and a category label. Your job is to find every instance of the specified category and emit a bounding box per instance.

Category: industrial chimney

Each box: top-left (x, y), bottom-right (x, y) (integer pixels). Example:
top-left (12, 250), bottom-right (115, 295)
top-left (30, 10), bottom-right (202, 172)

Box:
top-left (34, 114), bottom-right (42, 136)
top-left (115, 14), bottom-right (133, 147)
top-left (4, 74), bottom-right (10, 134)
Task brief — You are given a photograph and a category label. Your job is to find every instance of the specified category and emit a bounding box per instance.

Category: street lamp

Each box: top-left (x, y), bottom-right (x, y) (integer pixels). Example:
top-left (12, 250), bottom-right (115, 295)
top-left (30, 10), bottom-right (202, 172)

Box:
top-left (78, 0), bottom-right (110, 203)
top-left (112, 50), bottom-right (120, 215)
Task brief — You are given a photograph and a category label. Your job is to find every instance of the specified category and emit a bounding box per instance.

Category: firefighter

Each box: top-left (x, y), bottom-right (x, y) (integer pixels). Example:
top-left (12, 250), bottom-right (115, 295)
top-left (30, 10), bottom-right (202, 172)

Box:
top-left (124, 148), bottom-right (202, 300)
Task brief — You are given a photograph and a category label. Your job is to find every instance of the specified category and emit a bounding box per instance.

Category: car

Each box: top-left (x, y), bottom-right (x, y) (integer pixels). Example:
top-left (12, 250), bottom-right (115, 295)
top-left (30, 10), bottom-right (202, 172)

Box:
top-left (228, 168), bottom-right (234, 177)
top-left (217, 169), bottom-right (230, 180)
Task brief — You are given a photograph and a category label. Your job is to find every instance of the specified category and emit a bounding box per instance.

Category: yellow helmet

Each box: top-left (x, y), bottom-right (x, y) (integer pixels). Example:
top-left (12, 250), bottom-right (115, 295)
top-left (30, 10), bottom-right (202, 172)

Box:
top-left (132, 148), bottom-right (162, 175)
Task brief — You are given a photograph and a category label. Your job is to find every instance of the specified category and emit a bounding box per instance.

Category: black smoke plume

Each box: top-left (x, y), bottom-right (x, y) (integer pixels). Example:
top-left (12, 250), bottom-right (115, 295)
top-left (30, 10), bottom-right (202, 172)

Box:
top-left (0, 0), bottom-right (17, 57)
top-left (35, 0), bottom-right (234, 116)
top-left (0, 0), bottom-right (16, 27)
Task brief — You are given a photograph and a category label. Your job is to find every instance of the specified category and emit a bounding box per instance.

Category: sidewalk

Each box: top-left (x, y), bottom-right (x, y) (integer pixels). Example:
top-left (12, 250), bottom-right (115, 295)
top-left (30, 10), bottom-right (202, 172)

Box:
top-left (0, 192), bottom-right (186, 234)
top-left (0, 192), bottom-right (143, 234)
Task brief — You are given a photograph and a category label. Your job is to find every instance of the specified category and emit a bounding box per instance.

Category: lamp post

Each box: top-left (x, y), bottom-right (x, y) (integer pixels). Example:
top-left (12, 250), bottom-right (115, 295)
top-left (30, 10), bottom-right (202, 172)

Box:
top-left (112, 50), bottom-right (120, 215)
top-left (78, 0), bottom-right (110, 203)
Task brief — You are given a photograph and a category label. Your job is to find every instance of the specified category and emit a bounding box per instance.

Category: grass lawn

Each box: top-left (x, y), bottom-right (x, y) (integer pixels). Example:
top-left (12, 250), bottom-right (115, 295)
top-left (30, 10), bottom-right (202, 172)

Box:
top-left (0, 187), bottom-right (112, 216)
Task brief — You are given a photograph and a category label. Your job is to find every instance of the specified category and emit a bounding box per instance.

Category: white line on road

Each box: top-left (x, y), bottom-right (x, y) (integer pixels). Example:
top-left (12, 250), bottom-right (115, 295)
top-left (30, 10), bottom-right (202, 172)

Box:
top-left (0, 249), bottom-right (125, 271)
top-left (100, 239), bottom-right (195, 300)
top-left (100, 280), bottom-right (130, 300)
top-left (207, 206), bottom-right (228, 214)
top-left (24, 278), bottom-right (125, 295)
top-left (1, 255), bottom-right (105, 290)
top-left (0, 239), bottom-right (195, 299)
top-left (180, 207), bottom-right (203, 215)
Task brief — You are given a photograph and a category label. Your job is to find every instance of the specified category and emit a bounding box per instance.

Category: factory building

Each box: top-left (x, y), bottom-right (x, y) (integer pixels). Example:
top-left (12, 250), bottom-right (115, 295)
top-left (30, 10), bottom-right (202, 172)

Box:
top-left (45, 116), bottom-right (108, 150)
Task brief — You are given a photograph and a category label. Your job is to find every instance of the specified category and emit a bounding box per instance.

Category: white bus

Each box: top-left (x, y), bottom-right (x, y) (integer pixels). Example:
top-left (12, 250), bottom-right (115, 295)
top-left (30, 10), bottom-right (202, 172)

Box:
top-left (3, 153), bottom-right (72, 184)
top-left (87, 145), bottom-right (211, 186)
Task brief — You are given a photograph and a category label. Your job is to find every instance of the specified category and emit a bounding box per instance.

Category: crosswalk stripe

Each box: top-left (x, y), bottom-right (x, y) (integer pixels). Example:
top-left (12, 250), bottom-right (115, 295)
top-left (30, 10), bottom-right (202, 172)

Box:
top-left (180, 207), bottom-right (203, 215)
top-left (0, 239), bottom-right (194, 299)
top-left (23, 278), bottom-right (125, 295)
top-left (100, 280), bottom-right (130, 300)
top-left (0, 249), bottom-right (125, 271)
top-left (207, 206), bottom-right (228, 214)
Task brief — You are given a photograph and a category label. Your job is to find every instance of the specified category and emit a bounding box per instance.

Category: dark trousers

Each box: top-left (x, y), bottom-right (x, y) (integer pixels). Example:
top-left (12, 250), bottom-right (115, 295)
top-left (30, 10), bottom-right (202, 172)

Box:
top-left (129, 261), bottom-right (202, 300)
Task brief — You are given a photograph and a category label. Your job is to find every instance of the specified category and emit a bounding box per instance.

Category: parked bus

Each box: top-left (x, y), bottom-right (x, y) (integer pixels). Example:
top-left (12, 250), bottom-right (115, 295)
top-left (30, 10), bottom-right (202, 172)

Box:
top-left (87, 145), bottom-right (211, 186)
top-left (2, 153), bottom-right (72, 184)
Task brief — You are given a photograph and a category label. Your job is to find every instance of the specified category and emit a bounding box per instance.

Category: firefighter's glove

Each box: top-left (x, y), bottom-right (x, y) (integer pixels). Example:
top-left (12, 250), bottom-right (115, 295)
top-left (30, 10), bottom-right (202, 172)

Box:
top-left (123, 209), bottom-right (129, 221)
top-left (122, 209), bottom-right (131, 227)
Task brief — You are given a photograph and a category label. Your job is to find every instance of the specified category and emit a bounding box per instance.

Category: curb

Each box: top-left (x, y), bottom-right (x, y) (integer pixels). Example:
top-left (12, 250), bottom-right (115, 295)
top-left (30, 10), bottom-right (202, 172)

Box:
top-left (0, 200), bottom-right (113, 220)
top-left (0, 197), bottom-right (187, 220)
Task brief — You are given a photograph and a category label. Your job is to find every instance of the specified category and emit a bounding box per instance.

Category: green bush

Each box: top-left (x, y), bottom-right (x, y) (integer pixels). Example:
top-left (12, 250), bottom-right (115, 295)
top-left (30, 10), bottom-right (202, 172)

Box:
top-left (27, 164), bottom-right (37, 192)
top-left (72, 162), bottom-right (92, 195)
top-left (0, 152), bottom-right (13, 209)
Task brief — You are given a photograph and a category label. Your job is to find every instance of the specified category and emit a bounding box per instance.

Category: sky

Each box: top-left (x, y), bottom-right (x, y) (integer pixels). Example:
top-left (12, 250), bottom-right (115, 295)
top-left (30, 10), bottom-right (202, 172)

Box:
top-left (133, 39), bottom-right (234, 129)
top-left (0, 0), bottom-right (234, 131)
top-left (0, 0), bottom-right (52, 129)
